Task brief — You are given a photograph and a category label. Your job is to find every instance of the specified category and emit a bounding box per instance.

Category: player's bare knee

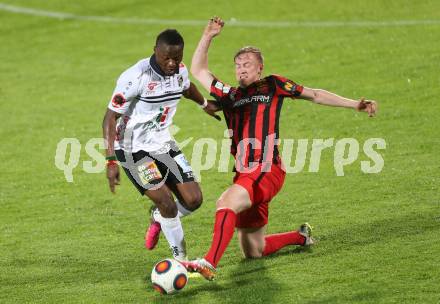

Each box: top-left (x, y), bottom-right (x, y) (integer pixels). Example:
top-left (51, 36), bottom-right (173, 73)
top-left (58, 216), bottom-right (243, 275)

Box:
top-left (216, 197), bottom-right (229, 209)
top-left (216, 198), bottom-right (240, 213)
top-left (185, 191), bottom-right (203, 211)
top-left (215, 199), bottom-right (223, 210)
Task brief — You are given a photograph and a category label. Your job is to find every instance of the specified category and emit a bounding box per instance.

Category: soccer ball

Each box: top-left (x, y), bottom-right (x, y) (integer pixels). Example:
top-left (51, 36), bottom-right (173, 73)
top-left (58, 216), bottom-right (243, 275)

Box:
top-left (151, 259), bottom-right (188, 294)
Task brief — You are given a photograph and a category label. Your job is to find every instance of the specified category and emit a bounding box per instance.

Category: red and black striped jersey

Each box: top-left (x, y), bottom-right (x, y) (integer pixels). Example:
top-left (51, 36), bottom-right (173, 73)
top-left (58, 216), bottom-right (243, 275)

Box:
top-left (210, 75), bottom-right (303, 172)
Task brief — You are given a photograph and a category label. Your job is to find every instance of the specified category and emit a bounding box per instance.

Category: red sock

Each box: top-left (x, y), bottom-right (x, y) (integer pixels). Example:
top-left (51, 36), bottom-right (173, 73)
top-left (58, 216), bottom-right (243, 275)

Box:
top-left (262, 231), bottom-right (306, 256)
top-left (204, 208), bottom-right (237, 268)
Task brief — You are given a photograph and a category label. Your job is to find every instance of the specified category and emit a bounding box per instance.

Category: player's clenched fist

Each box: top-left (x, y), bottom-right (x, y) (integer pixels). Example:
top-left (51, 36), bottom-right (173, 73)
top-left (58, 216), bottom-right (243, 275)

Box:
top-left (204, 16), bottom-right (225, 38)
top-left (357, 98), bottom-right (378, 117)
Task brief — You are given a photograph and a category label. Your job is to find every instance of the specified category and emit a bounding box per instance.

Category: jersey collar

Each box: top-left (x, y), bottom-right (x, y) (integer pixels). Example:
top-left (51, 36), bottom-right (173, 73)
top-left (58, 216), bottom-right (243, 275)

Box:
top-left (150, 54), bottom-right (178, 77)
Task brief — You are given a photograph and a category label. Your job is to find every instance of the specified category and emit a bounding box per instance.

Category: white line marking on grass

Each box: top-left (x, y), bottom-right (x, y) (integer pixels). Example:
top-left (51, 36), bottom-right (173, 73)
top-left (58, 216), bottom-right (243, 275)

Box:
top-left (1, 3), bottom-right (440, 28)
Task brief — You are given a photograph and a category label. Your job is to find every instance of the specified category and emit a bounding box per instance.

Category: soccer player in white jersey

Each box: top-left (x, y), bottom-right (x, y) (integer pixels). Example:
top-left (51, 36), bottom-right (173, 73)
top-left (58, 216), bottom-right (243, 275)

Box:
top-left (102, 29), bottom-right (219, 261)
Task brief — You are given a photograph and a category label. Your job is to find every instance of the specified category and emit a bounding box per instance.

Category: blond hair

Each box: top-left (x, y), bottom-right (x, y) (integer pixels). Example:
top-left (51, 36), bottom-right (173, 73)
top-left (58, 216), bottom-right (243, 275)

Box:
top-left (233, 46), bottom-right (264, 64)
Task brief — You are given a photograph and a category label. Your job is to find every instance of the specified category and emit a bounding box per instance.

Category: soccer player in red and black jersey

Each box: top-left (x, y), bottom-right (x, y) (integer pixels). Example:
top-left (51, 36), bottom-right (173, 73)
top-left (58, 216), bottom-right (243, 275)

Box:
top-left (182, 17), bottom-right (377, 280)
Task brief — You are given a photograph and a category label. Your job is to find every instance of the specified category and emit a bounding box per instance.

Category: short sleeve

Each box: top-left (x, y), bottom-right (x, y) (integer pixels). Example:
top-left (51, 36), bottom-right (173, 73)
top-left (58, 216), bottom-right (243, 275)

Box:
top-left (210, 78), bottom-right (234, 103)
top-left (272, 74), bottom-right (303, 98)
top-left (179, 63), bottom-right (191, 91)
top-left (108, 69), bottom-right (141, 114)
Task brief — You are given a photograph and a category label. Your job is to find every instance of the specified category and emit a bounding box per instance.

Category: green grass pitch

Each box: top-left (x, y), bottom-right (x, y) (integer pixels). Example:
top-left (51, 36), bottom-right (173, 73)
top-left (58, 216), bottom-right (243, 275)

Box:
top-left (1, 0), bottom-right (439, 303)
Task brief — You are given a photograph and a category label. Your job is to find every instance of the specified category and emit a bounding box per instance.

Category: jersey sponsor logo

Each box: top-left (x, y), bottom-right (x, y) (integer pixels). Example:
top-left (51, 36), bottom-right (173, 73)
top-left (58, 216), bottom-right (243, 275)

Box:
top-left (177, 75), bottom-right (183, 87)
top-left (111, 93), bottom-right (126, 108)
top-left (233, 95), bottom-right (270, 107)
top-left (137, 161), bottom-right (162, 185)
top-left (144, 120), bottom-right (161, 132)
top-left (148, 82), bottom-right (159, 91)
top-left (157, 106), bottom-right (170, 126)
top-left (138, 107), bottom-right (170, 132)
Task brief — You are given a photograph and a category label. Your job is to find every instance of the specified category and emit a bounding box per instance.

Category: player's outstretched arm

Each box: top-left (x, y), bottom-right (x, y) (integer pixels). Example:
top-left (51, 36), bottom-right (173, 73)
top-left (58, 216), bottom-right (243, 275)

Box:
top-left (102, 109), bottom-right (121, 193)
top-left (183, 82), bottom-right (222, 121)
top-left (300, 87), bottom-right (377, 117)
top-left (191, 16), bottom-right (225, 92)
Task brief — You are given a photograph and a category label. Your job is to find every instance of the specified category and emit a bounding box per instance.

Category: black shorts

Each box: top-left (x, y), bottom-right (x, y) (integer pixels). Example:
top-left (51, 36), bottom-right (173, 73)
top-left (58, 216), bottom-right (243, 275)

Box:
top-left (115, 143), bottom-right (195, 195)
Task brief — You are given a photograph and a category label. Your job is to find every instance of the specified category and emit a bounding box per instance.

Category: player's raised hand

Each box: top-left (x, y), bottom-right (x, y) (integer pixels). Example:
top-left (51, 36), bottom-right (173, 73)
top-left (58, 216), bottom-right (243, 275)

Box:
top-left (204, 100), bottom-right (222, 121)
top-left (204, 16), bottom-right (225, 38)
top-left (106, 163), bottom-right (120, 193)
top-left (357, 97), bottom-right (377, 117)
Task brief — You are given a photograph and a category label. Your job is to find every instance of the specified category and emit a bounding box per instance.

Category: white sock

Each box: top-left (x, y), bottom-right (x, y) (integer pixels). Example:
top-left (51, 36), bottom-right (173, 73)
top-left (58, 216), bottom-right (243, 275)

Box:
top-left (156, 215), bottom-right (187, 261)
top-left (175, 199), bottom-right (193, 218)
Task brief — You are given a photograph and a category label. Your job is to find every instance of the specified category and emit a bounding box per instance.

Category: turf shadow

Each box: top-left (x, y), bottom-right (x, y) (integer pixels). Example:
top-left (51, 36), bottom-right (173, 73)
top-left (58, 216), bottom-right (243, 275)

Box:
top-left (264, 210), bottom-right (439, 259)
top-left (150, 258), bottom-right (281, 303)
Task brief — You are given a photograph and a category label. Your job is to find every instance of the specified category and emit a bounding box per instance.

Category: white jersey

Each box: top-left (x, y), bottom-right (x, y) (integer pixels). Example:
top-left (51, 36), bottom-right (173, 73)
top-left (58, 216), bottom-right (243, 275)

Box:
top-left (107, 56), bottom-right (190, 153)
